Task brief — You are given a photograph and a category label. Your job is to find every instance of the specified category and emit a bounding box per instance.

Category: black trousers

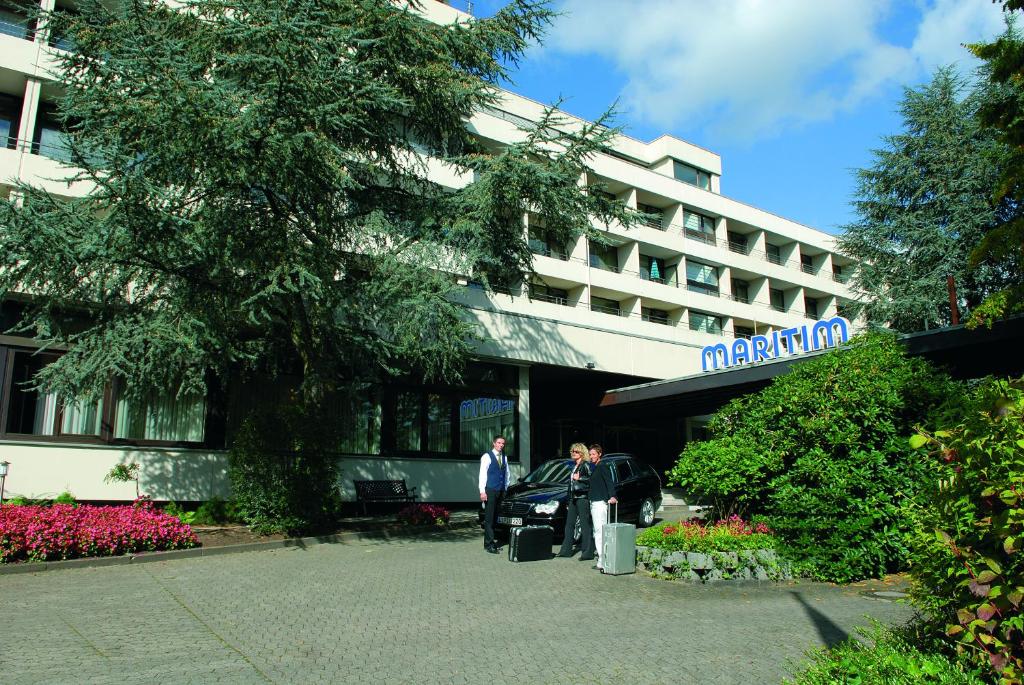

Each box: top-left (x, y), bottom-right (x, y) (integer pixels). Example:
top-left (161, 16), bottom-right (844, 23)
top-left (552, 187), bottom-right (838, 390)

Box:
top-left (483, 487), bottom-right (503, 548)
top-left (558, 496), bottom-right (594, 558)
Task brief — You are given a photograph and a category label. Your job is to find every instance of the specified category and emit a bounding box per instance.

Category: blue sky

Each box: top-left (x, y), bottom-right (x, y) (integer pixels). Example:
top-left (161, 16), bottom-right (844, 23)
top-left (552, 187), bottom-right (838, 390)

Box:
top-left (458, 0), bottom-right (1008, 235)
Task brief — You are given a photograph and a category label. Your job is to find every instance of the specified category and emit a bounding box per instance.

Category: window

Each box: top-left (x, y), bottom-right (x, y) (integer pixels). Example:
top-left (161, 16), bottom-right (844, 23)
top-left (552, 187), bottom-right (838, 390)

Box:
top-left (1, 347), bottom-right (211, 445)
top-left (640, 255), bottom-right (674, 285)
top-left (800, 253), bottom-right (815, 274)
top-left (459, 396), bottom-right (515, 459)
top-left (114, 391), bottom-right (206, 442)
top-left (734, 326), bottom-right (754, 340)
top-left (686, 260), bottom-right (719, 296)
top-left (394, 391), bottom-right (422, 451)
top-left (727, 231), bottom-right (748, 254)
top-left (683, 211), bottom-right (715, 243)
top-left (427, 393), bottom-right (451, 453)
top-left (833, 264), bottom-right (848, 283)
top-left (613, 460), bottom-right (633, 482)
top-left (590, 296), bottom-right (621, 316)
top-left (731, 278), bottom-right (749, 304)
top-left (47, 7), bottom-right (79, 51)
top-left (0, 95), bottom-right (21, 150)
top-left (529, 283), bottom-right (569, 306)
top-left (32, 105), bottom-right (72, 163)
top-left (673, 161), bottom-right (712, 190)
top-left (642, 307), bottom-right (669, 325)
top-left (770, 288), bottom-right (786, 312)
top-left (0, 4), bottom-right (34, 40)
top-left (528, 225), bottom-right (568, 261)
top-left (689, 311), bottom-right (722, 334)
top-left (766, 243), bottom-right (782, 265)
top-left (804, 297), bottom-right (819, 319)
top-left (636, 203), bottom-right (664, 230)
top-left (336, 388), bottom-right (381, 455)
top-left (588, 241), bottom-right (619, 272)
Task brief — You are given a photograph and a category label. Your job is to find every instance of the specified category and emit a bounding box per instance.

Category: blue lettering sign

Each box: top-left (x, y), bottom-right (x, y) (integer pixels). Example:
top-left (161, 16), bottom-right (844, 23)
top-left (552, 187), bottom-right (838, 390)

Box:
top-left (698, 317), bottom-right (852, 372)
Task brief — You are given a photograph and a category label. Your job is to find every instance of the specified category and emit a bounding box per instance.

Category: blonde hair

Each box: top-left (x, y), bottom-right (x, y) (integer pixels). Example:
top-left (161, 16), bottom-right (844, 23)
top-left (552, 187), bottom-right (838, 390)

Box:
top-left (570, 442), bottom-right (589, 461)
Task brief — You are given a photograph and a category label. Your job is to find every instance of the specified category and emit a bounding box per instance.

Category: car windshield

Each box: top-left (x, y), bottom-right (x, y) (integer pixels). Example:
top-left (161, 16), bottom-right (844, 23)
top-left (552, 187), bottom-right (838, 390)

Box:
top-left (522, 460), bottom-right (572, 484)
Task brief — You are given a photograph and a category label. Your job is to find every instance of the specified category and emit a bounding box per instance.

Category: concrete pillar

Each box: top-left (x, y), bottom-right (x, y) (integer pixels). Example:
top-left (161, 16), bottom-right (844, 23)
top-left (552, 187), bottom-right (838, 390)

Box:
top-left (517, 366), bottom-right (531, 477)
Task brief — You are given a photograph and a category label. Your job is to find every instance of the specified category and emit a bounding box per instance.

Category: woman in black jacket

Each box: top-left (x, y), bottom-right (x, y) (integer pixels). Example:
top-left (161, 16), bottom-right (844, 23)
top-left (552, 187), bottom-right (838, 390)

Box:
top-left (557, 443), bottom-right (595, 560)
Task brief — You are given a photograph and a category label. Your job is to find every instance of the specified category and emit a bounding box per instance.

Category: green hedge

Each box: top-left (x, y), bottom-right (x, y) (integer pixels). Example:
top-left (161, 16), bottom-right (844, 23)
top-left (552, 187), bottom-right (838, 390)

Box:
top-left (669, 333), bottom-right (959, 582)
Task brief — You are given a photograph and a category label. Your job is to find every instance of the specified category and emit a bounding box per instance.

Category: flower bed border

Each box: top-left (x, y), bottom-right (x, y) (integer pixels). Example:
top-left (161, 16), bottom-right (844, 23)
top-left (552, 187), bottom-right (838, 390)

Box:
top-left (637, 546), bottom-right (791, 582)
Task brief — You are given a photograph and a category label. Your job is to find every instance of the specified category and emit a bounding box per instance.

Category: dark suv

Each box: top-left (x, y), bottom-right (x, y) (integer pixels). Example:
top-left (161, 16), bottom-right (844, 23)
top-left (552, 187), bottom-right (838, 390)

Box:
top-left (484, 453), bottom-right (662, 541)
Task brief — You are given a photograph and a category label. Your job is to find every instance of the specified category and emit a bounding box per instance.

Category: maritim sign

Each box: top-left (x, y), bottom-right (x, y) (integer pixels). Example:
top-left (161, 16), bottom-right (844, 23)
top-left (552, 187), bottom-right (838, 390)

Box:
top-left (701, 316), bottom-right (852, 372)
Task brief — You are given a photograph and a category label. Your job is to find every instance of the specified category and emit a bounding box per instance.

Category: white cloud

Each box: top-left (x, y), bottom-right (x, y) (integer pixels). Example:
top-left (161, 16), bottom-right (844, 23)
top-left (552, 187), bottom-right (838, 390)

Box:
top-left (547, 0), bottom-right (1007, 141)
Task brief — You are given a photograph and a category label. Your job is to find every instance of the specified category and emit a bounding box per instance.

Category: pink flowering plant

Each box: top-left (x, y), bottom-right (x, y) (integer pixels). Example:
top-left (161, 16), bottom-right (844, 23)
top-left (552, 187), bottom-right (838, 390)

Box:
top-left (636, 515), bottom-right (778, 553)
top-left (0, 500), bottom-right (198, 563)
top-left (396, 503), bottom-right (450, 528)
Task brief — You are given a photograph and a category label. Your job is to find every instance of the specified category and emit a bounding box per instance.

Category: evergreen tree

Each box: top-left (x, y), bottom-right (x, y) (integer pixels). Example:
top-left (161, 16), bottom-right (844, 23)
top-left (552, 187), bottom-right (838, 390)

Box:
top-left (0, 0), bottom-right (636, 402)
top-left (838, 67), bottom-right (1015, 332)
top-left (968, 15), bottom-right (1024, 327)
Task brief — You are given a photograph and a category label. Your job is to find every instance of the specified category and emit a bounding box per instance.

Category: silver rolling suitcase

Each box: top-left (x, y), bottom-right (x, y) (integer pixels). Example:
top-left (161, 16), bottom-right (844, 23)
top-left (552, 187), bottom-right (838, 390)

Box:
top-left (601, 503), bottom-right (636, 575)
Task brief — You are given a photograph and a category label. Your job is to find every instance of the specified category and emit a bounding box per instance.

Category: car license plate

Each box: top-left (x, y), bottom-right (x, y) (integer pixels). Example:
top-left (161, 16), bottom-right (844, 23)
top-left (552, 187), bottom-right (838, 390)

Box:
top-left (497, 516), bottom-right (523, 526)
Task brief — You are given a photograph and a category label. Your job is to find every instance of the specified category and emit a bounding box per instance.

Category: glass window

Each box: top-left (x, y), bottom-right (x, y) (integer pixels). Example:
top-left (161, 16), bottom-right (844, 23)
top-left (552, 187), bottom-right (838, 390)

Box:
top-left (427, 393), bottom-right (451, 453)
top-left (0, 95), bottom-right (21, 149)
top-left (683, 211), bottom-right (715, 241)
top-left (642, 307), bottom-right (669, 325)
top-left (114, 391), bottom-right (205, 442)
top-left (801, 253), bottom-right (815, 274)
top-left (770, 288), bottom-right (786, 311)
top-left (529, 283), bottom-right (569, 306)
top-left (336, 388), bottom-right (381, 454)
top-left (32, 108), bottom-right (72, 163)
top-left (805, 297), bottom-right (819, 318)
top-left (614, 460), bottom-right (633, 482)
top-left (590, 296), bottom-right (620, 316)
top-left (734, 326), bottom-right (754, 340)
top-left (394, 391), bottom-right (422, 451)
top-left (3, 350), bottom-right (103, 437)
top-left (731, 279), bottom-right (750, 303)
top-left (686, 260), bottom-right (719, 296)
top-left (727, 231), bottom-right (748, 254)
top-left (459, 396), bottom-right (515, 458)
top-left (673, 162), bottom-right (711, 190)
top-left (689, 311), bottom-right (722, 334)
top-left (766, 243), bottom-right (782, 265)
top-left (0, 5), bottom-right (33, 40)
top-left (636, 203), bottom-right (663, 229)
top-left (588, 241), bottom-right (619, 272)
top-left (528, 225), bottom-right (567, 260)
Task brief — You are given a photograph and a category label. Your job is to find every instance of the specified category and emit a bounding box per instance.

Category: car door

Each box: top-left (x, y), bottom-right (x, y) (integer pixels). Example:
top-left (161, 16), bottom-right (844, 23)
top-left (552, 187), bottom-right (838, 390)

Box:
top-left (610, 459), bottom-right (640, 523)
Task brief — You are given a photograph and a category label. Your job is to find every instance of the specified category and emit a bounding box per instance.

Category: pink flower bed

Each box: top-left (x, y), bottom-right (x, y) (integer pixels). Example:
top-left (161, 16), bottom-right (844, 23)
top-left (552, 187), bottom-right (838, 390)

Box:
top-left (0, 501), bottom-right (199, 563)
top-left (396, 503), bottom-right (451, 527)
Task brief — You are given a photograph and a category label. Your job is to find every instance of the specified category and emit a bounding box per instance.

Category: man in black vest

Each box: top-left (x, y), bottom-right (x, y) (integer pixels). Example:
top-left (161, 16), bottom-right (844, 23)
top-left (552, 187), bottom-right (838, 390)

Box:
top-left (478, 435), bottom-right (510, 554)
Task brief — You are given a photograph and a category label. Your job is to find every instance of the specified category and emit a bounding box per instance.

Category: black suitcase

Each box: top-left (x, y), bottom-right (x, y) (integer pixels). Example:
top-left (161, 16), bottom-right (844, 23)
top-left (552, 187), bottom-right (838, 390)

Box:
top-left (508, 525), bottom-right (553, 562)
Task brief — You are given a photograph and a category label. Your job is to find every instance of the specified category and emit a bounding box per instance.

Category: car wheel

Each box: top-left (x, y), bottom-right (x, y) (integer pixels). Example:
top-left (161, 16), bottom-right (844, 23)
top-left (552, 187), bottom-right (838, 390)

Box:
top-left (638, 498), bottom-right (656, 528)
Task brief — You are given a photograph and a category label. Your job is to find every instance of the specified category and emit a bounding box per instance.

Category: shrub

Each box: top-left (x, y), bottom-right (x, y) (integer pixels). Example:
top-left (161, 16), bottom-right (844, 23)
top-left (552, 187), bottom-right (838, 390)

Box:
top-left (192, 496), bottom-right (239, 525)
top-left (636, 515), bottom-right (778, 553)
top-left (52, 491), bottom-right (77, 506)
top-left (669, 333), bottom-right (959, 582)
top-left (228, 401), bottom-right (343, 535)
top-left (396, 503), bottom-right (450, 527)
top-left (907, 376), bottom-right (1024, 684)
top-left (0, 501), bottom-right (198, 563)
top-left (788, 621), bottom-right (986, 685)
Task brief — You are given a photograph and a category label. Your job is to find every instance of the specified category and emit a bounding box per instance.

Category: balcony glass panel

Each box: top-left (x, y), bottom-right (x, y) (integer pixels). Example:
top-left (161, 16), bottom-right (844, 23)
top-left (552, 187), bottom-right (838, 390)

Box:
top-left (689, 312), bottom-right (722, 334)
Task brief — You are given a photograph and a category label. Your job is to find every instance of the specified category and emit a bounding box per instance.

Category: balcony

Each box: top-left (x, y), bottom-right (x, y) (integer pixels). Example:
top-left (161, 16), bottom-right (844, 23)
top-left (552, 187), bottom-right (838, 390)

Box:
top-left (686, 283), bottom-right (720, 298)
top-left (0, 13), bottom-right (33, 41)
top-left (727, 240), bottom-right (749, 255)
top-left (529, 243), bottom-right (569, 261)
top-left (531, 291), bottom-right (568, 306)
top-left (766, 251), bottom-right (783, 266)
top-left (642, 311), bottom-right (669, 325)
top-left (684, 228), bottom-right (715, 245)
top-left (800, 263), bottom-right (817, 275)
top-left (591, 303), bottom-right (623, 317)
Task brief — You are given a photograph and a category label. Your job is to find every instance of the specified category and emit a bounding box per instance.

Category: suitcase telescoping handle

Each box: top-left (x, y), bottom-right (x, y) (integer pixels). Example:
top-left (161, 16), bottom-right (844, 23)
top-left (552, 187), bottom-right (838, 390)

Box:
top-left (611, 500), bottom-right (618, 524)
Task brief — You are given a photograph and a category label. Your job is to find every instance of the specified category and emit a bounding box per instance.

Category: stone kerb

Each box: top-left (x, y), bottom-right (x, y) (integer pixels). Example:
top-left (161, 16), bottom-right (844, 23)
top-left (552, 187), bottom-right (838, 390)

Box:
top-left (637, 546), bottom-right (791, 582)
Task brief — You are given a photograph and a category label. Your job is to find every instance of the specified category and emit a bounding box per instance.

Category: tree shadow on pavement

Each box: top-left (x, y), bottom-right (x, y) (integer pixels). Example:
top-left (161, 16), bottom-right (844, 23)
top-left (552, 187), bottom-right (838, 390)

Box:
top-left (790, 591), bottom-right (850, 647)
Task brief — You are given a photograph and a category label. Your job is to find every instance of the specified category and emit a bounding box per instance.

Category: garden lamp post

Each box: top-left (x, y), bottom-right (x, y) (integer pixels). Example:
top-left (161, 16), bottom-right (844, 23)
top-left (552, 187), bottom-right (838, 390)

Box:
top-left (0, 461), bottom-right (9, 505)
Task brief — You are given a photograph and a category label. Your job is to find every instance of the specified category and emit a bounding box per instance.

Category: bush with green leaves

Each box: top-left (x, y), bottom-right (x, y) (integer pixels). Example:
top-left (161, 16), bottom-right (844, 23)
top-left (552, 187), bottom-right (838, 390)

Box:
top-left (669, 333), bottom-right (959, 582)
top-left (906, 376), bottom-right (1024, 685)
top-left (787, 621), bottom-right (986, 685)
top-left (228, 401), bottom-right (343, 536)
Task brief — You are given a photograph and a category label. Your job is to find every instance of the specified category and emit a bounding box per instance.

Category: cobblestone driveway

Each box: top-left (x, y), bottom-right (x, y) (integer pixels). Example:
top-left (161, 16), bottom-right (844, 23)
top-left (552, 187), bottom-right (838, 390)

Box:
top-left (1, 529), bottom-right (913, 684)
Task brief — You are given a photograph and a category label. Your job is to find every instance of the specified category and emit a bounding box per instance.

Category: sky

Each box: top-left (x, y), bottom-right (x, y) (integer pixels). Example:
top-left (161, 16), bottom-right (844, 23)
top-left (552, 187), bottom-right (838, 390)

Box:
top-left (456, 0), bottom-right (1009, 236)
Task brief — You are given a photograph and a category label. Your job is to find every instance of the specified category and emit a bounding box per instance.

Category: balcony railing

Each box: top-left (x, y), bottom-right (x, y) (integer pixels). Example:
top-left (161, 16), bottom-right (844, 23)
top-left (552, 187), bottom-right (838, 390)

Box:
top-left (833, 272), bottom-right (850, 284)
top-left (800, 263), bottom-right (816, 275)
top-left (642, 313), bottom-right (669, 325)
top-left (688, 321), bottom-right (723, 335)
top-left (684, 228), bottom-right (716, 245)
top-left (589, 258), bottom-right (620, 274)
top-left (770, 303), bottom-right (786, 313)
top-left (590, 303), bottom-right (623, 317)
top-left (687, 283), bottom-right (720, 298)
top-left (638, 214), bottom-right (663, 230)
top-left (529, 244), bottom-right (569, 261)
top-left (727, 240), bottom-right (749, 255)
top-left (531, 292), bottom-right (568, 306)
top-left (766, 252), bottom-right (783, 266)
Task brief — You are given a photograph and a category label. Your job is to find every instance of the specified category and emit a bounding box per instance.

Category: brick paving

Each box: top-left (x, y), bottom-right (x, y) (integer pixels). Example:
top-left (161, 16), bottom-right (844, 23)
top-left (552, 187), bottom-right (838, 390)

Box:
top-left (0, 529), bottom-right (913, 684)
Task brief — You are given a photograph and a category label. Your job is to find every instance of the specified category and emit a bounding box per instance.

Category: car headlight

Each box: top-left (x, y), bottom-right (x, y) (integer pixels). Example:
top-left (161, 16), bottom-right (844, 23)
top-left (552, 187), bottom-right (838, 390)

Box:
top-left (533, 501), bottom-right (560, 515)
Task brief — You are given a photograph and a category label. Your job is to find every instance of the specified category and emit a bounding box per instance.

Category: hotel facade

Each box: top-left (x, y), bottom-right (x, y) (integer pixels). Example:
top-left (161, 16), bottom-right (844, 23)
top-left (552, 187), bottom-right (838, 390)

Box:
top-left (0, 0), bottom-right (860, 503)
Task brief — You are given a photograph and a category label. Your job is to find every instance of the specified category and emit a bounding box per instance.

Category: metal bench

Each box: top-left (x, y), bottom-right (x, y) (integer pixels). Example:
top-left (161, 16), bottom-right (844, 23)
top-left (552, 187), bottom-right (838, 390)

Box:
top-left (353, 479), bottom-right (418, 515)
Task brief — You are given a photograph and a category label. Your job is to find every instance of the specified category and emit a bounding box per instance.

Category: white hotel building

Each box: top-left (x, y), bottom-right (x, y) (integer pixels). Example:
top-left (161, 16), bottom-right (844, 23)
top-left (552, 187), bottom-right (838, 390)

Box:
top-left (0, 0), bottom-right (859, 503)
